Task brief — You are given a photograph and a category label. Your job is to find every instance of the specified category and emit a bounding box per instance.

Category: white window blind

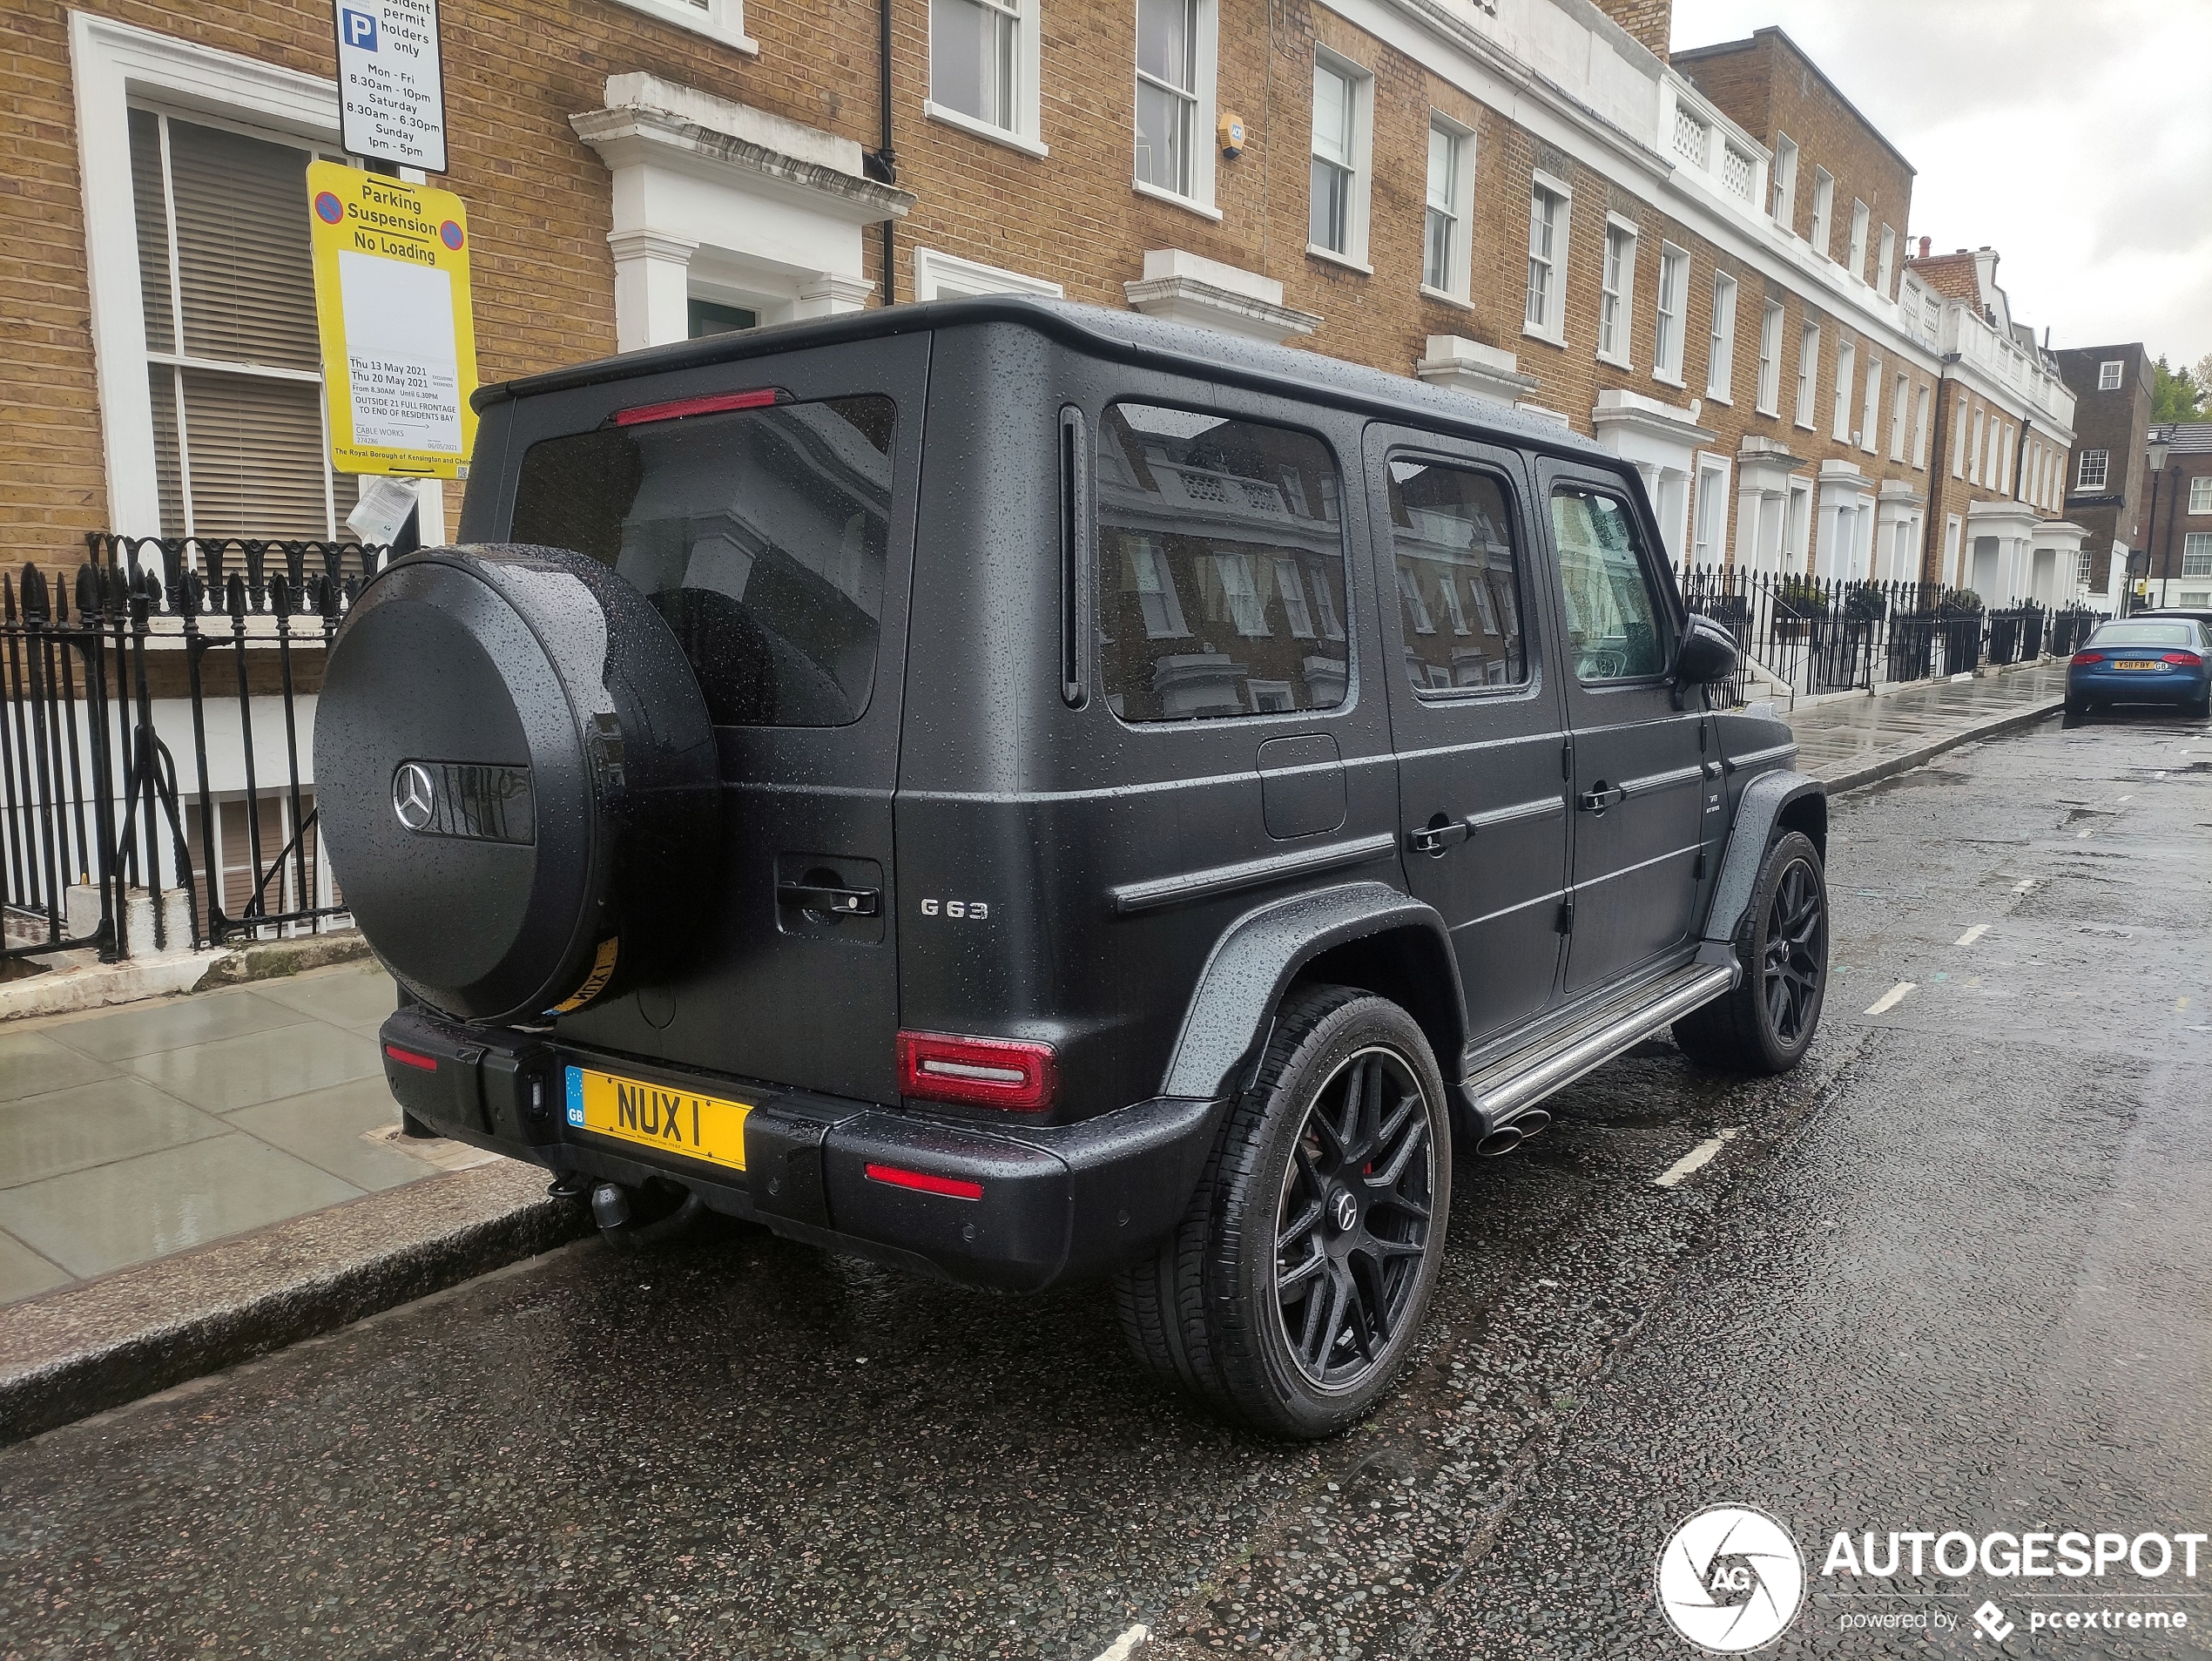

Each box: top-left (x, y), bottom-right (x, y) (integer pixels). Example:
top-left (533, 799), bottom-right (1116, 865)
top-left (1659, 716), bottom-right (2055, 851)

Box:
top-left (1706, 273), bottom-right (1736, 398)
top-left (1756, 301), bottom-right (1782, 414)
top-left (128, 107), bottom-right (347, 541)
top-left (932, 0), bottom-right (1019, 132)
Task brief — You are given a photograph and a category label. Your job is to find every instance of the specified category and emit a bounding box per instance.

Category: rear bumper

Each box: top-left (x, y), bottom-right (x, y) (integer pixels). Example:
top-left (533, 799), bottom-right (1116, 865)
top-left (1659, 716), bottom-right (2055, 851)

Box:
top-left (377, 1008), bottom-right (1222, 1292)
top-left (2068, 665), bottom-right (2209, 704)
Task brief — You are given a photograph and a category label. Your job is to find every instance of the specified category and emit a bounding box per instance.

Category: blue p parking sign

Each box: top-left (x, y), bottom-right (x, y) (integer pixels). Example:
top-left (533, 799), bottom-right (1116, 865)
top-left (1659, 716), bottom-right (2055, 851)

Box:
top-left (341, 7), bottom-right (377, 49)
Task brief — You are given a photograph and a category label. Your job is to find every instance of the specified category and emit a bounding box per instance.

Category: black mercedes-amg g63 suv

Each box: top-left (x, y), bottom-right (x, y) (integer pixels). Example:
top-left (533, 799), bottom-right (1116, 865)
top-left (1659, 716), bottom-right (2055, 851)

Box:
top-left (321, 297), bottom-right (1829, 1440)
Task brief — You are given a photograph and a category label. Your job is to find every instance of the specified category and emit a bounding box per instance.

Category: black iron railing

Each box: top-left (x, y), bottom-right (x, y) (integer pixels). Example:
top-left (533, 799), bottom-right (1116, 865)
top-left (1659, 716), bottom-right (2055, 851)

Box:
top-left (0, 536), bottom-right (390, 964)
top-left (1677, 568), bottom-right (2101, 706)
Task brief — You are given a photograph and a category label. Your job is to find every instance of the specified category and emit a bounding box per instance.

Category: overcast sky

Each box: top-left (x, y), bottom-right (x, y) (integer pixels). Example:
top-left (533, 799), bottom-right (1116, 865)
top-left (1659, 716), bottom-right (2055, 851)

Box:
top-left (1671, 0), bottom-right (2212, 369)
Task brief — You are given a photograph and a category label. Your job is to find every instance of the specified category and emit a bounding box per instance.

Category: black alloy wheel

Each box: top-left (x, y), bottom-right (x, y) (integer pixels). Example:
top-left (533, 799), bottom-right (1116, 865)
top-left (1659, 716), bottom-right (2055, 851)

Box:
top-left (1762, 857), bottom-right (1824, 1046)
top-left (1273, 1046), bottom-right (1435, 1389)
top-left (1113, 985), bottom-right (1452, 1440)
top-left (1675, 829), bottom-right (1830, 1075)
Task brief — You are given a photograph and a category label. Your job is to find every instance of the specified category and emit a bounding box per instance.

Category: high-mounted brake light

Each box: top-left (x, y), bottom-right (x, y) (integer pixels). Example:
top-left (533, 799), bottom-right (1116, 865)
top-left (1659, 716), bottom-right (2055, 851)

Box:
top-left (2161, 652), bottom-right (2203, 667)
top-left (2071, 651), bottom-right (2103, 665)
top-left (384, 1043), bottom-right (439, 1071)
top-left (865, 1163), bottom-right (984, 1200)
top-left (614, 388), bottom-right (779, 427)
top-left (896, 1030), bottom-right (1055, 1112)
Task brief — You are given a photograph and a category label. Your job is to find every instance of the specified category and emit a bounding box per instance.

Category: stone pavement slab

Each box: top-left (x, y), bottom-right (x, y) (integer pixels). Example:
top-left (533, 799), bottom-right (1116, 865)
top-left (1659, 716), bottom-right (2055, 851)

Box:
top-left (1781, 661), bottom-right (2067, 792)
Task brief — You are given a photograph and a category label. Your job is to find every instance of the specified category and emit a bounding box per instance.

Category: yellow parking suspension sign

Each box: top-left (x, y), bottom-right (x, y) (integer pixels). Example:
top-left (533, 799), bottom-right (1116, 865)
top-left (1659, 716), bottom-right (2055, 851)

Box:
top-left (307, 159), bottom-right (478, 478)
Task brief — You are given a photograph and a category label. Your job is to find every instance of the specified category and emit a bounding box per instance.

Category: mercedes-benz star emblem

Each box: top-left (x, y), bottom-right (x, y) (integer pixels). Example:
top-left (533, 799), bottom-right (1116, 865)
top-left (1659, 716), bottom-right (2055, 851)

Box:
top-left (1332, 1192), bottom-right (1359, 1232)
top-left (391, 761), bottom-right (437, 832)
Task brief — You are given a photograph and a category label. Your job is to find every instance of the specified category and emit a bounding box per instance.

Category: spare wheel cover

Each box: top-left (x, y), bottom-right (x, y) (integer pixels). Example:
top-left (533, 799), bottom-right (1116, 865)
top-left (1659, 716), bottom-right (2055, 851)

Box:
top-left (314, 544), bottom-right (718, 1023)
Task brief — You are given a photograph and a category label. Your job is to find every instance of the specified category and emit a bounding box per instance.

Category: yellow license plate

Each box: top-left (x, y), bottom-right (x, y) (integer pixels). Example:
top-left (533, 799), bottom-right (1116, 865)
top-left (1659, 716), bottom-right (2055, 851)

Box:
top-left (563, 1065), bottom-right (750, 1171)
top-left (2115, 659), bottom-right (2161, 671)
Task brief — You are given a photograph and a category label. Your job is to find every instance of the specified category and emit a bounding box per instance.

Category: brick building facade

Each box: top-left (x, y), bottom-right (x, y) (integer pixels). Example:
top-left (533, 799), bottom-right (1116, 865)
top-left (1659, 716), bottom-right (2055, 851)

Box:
top-left (2138, 425), bottom-right (2212, 610)
top-left (3, 0), bottom-right (2085, 602)
top-left (2054, 342), bottom-right (2152, 599)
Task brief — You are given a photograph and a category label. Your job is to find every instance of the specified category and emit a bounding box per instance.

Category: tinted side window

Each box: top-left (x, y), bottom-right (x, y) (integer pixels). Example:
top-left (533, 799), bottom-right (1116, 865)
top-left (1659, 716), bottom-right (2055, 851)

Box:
top-left (1096, 402), bottom-right (1350, 722)
top-left (510, 395), bottom-right (895, 726)
top-left (1386, 459), bottom-right (1528, 692)
top-left (1549, 485), bottom-right (1668, 680)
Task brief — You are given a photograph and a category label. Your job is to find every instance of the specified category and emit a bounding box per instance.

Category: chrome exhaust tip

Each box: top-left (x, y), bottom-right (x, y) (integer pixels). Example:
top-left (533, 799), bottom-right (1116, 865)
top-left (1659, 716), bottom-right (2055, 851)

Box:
top-left (1474, 1125), bottom-right (1525, 1158)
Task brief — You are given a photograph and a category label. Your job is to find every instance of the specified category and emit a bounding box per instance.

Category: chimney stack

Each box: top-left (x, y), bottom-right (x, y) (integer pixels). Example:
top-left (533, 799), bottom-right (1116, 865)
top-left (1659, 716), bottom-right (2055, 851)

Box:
top-left (1919, 236), bottom-right (1931, 258)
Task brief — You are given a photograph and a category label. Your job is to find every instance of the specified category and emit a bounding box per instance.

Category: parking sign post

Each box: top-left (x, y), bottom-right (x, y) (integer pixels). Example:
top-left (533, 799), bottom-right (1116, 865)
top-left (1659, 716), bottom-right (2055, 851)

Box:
top-left (333, 0), bottom-right (448, 172)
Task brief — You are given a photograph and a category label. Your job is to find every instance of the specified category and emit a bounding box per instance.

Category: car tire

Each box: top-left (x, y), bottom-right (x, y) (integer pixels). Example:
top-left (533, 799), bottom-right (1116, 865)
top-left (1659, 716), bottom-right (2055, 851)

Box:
top-left (2065, 695), bottom-right (2088, 718)
top-left (2190, 691), bottom-right (2211, 720)
top-left (1674, 830), bottom-right (1830, 1076)
top-left (1114, 984), bottom-right (1452, 1440)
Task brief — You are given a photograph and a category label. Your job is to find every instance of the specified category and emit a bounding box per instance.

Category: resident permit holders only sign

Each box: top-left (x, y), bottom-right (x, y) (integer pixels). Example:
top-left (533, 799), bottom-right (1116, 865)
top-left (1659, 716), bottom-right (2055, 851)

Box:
top-left (334, 0), bottom-right (448, 172)
top-left (307, 160), bottom-right (479, 479)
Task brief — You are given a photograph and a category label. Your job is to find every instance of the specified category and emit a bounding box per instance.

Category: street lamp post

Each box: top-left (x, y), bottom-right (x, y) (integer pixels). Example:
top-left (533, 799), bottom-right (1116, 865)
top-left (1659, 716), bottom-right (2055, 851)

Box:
top-left (2136, 429), bottom-right (2171, 617)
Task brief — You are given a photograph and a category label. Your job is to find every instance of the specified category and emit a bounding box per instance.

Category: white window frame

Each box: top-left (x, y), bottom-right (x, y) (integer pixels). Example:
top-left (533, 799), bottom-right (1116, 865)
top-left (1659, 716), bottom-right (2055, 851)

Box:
top-left (911, 245), bottom-right (1064, 300)
top-left (1597, 214), bottom-right (1636, 368)
top-left (1831, 338), bottom-right (1855, 442)
top-left (1889, 373), bottom-right (1909, 463)
top-left (1847, 199), bottom-right (1869, 280)
top-left (1810, 167), bottom-right (1834, 259)
top-left (1770, 132), bottom-right (1797, 226)
top-left (1875, 225), bottom-right (1895, 296)
top-left (1523, 169), bottom-right (1570, 345)
top-left (1912, 382), bottom-right (1931, 469)
top-left (1755, 299), bottom-right (1783, 415)
top-left (1703, 271), bottom-right (1737, 402)
top-left (2098, 360), bottom-right (2123, 392)
top-left (1942, 514), bottom-right (1963, 587)
top-left (1999, 423), bottom-right (2015, 494)
top-left (1968, 408), bottom-right (1985, 484)
top-left (1418, 113), bottom-right (1476, 303)
top-left (2182, 533), bottom-right (2212, 577)
top-left (1952, 405), bottom-right (1968, 479)
top-left (2077, 449), bottom-right (2109, 490)
top-left (1132, 0), bottom-right (1218, 217)
top-left (927, 0), bottom-right (1048, 159)
top-left (1690, 453), bottom-right (1732, 569)
top-left (1860, 355), bottom-right (1881, 453)
top-left (606, 0), bottom-right (758, 53)
top-left (1306, 48), bottom-right (1373, 271)
top-left (1795, 321), bottom-right (1819, 429)
top-left (2188, 476), bottom-right (2212, 515)
top-left (1653, 241), bottom-right (1688, 386)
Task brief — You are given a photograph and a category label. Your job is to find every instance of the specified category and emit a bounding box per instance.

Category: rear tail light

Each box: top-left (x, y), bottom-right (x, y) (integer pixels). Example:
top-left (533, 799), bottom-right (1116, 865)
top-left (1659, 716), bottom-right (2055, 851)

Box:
top-left (896, 1030), bottom-right (1055, 1111)
top-left (383, 1043), bottom-right (439, 1071)
top-left (614, 387), bottom-right (780, 427)
top-left (864, 1163), bottom-right (984, 1200)
top-left (2070, 651), bottom-right (2103, 665)
top-left (2162, 652), bottom-right (2203, 667)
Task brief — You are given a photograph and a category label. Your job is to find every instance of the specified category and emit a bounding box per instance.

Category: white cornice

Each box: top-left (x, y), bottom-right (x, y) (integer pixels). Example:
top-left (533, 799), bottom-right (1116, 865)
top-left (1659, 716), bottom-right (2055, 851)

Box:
top-left (570, 105), bottom-right (913, 226)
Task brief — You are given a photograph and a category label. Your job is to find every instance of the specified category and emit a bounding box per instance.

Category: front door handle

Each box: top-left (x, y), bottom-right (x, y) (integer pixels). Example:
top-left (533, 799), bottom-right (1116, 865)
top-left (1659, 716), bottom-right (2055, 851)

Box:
top-left (777, 881), bottom-right (881, 917)
top-left (1408, 818), bottom-right (1472, 857)
top-left (1577, 784), bottom-right (1627, 814)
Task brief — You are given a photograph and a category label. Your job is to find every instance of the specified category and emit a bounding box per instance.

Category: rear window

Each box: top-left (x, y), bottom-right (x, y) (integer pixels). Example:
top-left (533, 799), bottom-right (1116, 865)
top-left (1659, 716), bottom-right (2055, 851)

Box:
top-left (2089, 623), bottom-right (2195, 649)
top-left (1095, 402), bottom-right (1349, 722)
top-left (510, 395), bottom-right (895, 726)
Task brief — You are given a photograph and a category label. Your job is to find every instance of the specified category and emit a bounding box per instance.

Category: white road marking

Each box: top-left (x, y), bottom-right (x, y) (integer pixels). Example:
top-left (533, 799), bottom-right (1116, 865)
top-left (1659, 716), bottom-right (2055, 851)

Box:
top-left (2077, 828), bottom-right (2093, 839)
top-left (2011, 878), bottom-right (2037, 895)
top-left (1656, 1129), bottom-right (1739, 1189)
top-left (1865, 982), bottom-right (1917, 1016)
top-left (1955, 924), bottom-right (1990, 947)
top-left (1090, 1624), bottom-right (1151, 1661)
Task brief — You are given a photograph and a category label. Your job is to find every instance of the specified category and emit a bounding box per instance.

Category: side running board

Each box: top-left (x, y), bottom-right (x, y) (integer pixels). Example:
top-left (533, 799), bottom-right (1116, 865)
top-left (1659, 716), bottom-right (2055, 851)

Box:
top-left (1465, 962), bottom-right (1737, 1131)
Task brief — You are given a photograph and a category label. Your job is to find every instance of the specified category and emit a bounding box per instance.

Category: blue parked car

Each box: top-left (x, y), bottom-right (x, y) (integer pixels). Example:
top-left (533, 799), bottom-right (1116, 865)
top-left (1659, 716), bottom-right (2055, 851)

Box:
top-left (2067, 618), bottom-right (2211, 718)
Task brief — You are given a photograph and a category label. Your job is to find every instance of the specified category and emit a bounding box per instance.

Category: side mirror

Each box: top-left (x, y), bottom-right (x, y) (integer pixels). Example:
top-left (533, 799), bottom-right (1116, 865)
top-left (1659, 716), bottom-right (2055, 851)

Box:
top-left (1674, 612), bottom-right (1739, 685)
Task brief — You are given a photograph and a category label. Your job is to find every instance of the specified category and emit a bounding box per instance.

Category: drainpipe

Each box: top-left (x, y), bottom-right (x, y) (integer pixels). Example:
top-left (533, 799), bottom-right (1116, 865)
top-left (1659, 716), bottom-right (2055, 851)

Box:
top-left (1919, 354), bottom-right (1960, 587)
top-left (865, 0), bottom-right (898, 304)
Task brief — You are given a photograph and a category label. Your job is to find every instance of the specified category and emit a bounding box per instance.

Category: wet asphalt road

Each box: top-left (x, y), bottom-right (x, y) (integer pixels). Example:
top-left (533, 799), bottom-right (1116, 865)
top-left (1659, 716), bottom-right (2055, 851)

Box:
top-left (3, 707), bottom-right (2209, 1660)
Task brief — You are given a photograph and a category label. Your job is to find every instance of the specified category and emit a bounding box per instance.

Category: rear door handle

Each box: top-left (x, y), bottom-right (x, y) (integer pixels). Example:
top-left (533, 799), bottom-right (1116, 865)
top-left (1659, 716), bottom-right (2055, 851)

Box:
top-left (1577, 785), bottom-right (1626, 814)
top-left (777, 881), bottom-right (881, 917)
top-left (1407, 819), bottom-right (1472, 856)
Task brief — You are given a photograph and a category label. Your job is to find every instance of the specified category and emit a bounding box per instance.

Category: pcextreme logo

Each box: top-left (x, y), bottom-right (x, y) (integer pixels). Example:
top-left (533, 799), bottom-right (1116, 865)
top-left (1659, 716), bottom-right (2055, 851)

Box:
top-left (1657, 1505), bottom-right (1807, 1652)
